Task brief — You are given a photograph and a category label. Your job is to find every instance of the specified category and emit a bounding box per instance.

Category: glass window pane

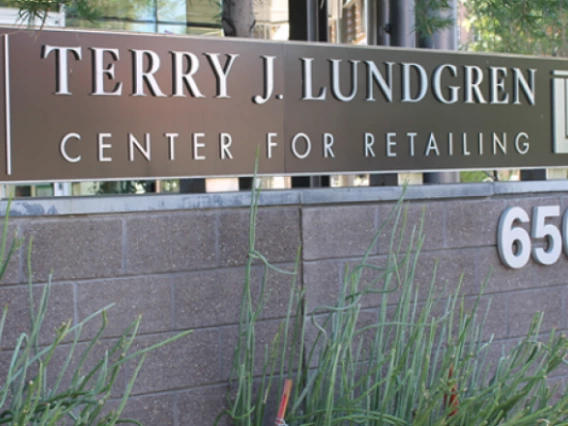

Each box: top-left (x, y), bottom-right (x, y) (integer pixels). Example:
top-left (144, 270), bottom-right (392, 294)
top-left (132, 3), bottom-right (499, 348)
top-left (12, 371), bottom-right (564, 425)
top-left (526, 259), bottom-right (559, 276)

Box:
top-left (158, 24), bottom-right (221, 36)
top-left (157, 0), bottom-right (187, 22)
top-left (76, 0), bottom-right (155, 21)
top-left (254, 0), bottom-right (289, 40)
top-left (158, 0), bottom-right (219, 25)
top-left (67, 18), bottom-right (157, 34)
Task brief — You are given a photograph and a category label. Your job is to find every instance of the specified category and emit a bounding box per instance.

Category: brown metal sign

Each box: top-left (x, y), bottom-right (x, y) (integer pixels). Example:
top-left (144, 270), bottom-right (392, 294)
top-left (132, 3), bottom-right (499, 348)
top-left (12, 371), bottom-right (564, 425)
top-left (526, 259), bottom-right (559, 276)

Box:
top-left (0, 27), bottom-right (566, 182)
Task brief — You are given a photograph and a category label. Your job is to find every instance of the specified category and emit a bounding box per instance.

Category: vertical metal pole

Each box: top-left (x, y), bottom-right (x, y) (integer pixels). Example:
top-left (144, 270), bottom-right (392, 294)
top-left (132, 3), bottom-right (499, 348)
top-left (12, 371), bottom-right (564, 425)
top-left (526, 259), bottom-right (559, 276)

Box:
top-left (313, 0), bottom-right (330, 187)
top-left (319, 0), bottom-right (329, 42)
top-left (289, 0), bottom-right (308, 40)
top-left (290, 0), bottom-right (330, 188)
top-left (154, 0), bottom-right (159, 33)
top-left (177, 0), bottom-right (207, 193)
top-left (519, 5), bottom-right (545, 186)
top-left (433, 0), bottom-right (457, 50)
top-left (366, 0), bottom-right (377, 45)
top-left (416, 3), bottom-right (434, 49)
top-left (289, 0), bottom-right (310, 188)
top-left (307, 0), bottom-right (318, 41)
top-left (421, 0), bottom-right (460, 184)
top-left (389, 0), bottom-right (413, 47)
top-left (377, 0), bottom-right (389, 45)
top-left (368, 0), bottom-right (383, 187)
top-left (335, 0), bottom-right (342, 43)
top-left (297, 0), bottom-right (318, 187)
top-left (370, 0), bottom-right (413, 187)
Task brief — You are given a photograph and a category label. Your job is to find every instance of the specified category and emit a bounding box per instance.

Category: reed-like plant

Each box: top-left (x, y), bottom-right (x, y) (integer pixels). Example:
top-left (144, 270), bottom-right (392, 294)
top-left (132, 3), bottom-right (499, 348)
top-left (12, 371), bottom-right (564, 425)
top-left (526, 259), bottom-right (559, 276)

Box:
top-left (0, 202), bottom-right (192, 425)
top-left (219, 186), bottom-right (568, 426)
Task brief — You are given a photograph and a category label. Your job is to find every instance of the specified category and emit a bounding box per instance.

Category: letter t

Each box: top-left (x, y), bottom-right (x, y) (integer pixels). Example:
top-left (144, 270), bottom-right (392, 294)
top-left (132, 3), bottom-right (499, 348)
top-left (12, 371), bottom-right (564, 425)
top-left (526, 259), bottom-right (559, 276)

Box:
top-left (42, 45), bottom-right (83, 95)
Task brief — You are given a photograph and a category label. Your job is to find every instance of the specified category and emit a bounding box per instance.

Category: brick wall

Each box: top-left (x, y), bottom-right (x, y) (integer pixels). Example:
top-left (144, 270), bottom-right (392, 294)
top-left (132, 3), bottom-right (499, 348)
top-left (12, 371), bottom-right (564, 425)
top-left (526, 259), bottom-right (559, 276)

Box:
top-left (0, 185), bottom-right (567, 424)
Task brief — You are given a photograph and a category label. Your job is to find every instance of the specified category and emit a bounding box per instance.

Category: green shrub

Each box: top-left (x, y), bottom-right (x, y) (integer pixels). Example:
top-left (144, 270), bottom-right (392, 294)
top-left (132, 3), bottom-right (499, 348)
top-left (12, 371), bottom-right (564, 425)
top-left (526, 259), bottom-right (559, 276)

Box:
top-left (220, 188), bottom-right (568, 426)
top-left (0, 202), bottom-right (192, 425)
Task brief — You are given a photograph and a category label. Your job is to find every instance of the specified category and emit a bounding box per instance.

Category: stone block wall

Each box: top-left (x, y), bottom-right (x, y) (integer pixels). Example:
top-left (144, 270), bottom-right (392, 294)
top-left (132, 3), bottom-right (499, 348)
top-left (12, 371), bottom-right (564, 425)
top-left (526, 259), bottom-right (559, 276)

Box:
top-left (0, 183), bottom-right (567, 425)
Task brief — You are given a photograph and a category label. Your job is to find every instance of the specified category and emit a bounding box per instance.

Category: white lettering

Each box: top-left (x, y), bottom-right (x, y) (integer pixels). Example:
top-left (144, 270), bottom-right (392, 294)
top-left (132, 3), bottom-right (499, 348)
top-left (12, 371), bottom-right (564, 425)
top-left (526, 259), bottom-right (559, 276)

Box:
top-left (513, 68), bottom-right (536, 105)
top-left (267, 133), bottom-right (278, 159)
top-left (490, 67), bottom-right (509, 104)
top-left (330, 59), bottom-right (359, 102)
top-left (366, 61), bottom-right (393, 102)
top-left (220, 133), bottom-right (233, 159)
top-left (193, 133), bottom-right (206, 160)
top-left (323, 133), bottom-right (335, 158)
top-left (402, 63), bottom-right (428, 103)
top-left (515, 132), bottom-right (530, 154)
top-left (301, 58), bottom-right (327, 100)
top-left (165, 133), bottom-right (178, 160)
top-left (292, 133), bottom-right (312, 159)
top-left (60, 133), bottom-right (81, 163)
top-left (205, 53), bottom-right (239, 99)
top-left (253, 55), bottom-right (276, 104)
top-left (493, 132), bottom-right (507, 154)
top-left (132, 49), bottom-right (166, 97)
top-left (386, 132), bottom-right (397, 157)
top-left (42, 45), bottom-right (82, 95)
top-left (365, 133), bottom-right (376, 157)
top-left (407, 133), bottom-right (417, 157)
top-left (425, 133), bottom-right (440, 156)
top-left (91, 48), bottom-right (122, 96)
top-left (462, 133), bottom-right (470, 156)
top-left (433, 64), bottom-right (459, 104)
top-left (172, 51), bottom-right (205, 98)
top-left (464, 65), bottom-right (487, 104)
top-left (128, 133), bottom-right (151, 161)
top-left (98, 133), bottom-right (112, 162)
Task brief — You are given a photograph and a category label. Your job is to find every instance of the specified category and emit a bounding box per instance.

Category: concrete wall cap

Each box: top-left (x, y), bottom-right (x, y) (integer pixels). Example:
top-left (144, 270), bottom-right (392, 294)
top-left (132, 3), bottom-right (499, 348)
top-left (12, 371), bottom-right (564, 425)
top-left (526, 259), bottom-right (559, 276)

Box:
top-left (0, 180), bottom-right (566, 217)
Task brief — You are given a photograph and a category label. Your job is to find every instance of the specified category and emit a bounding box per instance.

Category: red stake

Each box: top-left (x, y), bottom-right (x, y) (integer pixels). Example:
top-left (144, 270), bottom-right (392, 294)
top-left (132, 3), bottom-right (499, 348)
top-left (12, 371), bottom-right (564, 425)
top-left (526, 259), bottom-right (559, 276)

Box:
top-left (444, 364), bottom-right (459, 418)
top-left (275, 380), bottom-right (293, 426)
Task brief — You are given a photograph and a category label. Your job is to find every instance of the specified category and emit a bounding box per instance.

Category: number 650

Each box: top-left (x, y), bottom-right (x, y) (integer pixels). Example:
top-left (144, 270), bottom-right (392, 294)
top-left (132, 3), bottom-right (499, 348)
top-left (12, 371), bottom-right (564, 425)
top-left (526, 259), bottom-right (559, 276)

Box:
top-left (497, 206), bottom-right (567, 269)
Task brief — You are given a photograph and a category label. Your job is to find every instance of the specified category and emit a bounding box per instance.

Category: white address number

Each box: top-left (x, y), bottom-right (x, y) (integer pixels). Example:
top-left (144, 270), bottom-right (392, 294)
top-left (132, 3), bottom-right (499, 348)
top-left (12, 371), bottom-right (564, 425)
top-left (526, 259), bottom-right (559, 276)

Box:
top-left (498, 205), bottom-right (566, 269)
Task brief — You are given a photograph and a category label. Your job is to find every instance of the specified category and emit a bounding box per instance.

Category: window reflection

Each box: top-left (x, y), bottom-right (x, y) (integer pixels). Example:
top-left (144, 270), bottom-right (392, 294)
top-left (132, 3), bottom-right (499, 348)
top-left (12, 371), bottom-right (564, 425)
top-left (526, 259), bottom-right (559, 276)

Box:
top-left (156, 0), bottom-right (187, 22)
top-left (77, 0), bottom-right (155, 21)
top-left (64, 0), bottom-right (221, 35)
top-left (254, 0), bottom-right (289, 40)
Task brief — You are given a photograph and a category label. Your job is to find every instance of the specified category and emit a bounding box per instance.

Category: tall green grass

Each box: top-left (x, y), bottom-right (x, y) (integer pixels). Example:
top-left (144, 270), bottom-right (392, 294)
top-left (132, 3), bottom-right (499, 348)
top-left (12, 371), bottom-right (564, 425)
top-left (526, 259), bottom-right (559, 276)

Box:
top-left (0, 200), bottom-right (192, 425)
top-left (219, 187), bottom-right (568, 426)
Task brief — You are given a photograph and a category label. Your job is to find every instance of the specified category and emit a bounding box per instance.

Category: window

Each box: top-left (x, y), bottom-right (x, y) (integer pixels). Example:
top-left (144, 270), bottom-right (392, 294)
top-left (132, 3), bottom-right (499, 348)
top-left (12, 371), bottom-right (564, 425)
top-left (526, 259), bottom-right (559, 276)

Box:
top-left (65, 0), bottom-right (222, 36)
